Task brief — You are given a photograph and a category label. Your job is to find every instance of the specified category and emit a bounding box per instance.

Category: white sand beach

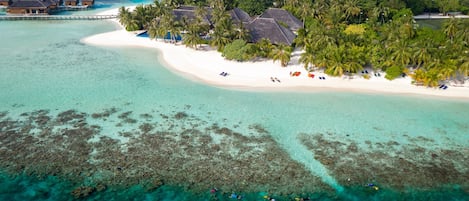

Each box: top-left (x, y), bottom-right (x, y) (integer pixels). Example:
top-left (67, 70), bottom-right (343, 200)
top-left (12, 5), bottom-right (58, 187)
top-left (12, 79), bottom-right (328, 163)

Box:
top-left (82, 7), bottom-right (469, 99)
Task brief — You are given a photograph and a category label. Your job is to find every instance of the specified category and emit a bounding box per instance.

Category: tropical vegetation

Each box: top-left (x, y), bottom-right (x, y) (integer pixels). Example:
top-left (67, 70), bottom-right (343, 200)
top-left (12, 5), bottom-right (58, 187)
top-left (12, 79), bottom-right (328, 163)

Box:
top-left (117, 0), bottom-right (469, 86)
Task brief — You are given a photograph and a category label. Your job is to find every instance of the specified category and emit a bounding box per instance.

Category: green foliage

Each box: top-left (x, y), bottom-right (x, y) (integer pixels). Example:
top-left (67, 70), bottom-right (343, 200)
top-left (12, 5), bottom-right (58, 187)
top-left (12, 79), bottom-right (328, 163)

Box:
top-left (343, 24), bottom-right (366, 35)
top-left (385, 66), bottom-right (403, 80)
top-left (237, 0), bottom-right (273, 15)
top-left (271, 44), bottom-right (293, 67)
top-left (222, 39), bottom-right (253, 61)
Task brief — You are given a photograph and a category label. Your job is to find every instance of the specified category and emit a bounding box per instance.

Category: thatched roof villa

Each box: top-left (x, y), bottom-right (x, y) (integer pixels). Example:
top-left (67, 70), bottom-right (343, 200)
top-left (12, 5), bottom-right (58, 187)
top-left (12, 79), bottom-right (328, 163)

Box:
top-left (246, 17), bottom-right (296, 45)
top-left (172, 6), bottom-right (212, 25)
top-left (229, 7), bottom-right (251, 24)
top-left (171, 6), bottom-right (251, 26)
top-left (171, 6), bottom-right (301, 45)
top-left (260, 8), bottom-right (304, 31)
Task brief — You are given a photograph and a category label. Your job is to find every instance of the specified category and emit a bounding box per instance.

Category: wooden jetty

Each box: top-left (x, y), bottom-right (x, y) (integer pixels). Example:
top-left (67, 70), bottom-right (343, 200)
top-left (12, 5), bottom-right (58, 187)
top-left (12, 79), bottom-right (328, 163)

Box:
top-left (0, 14), bottom-right (117, 20)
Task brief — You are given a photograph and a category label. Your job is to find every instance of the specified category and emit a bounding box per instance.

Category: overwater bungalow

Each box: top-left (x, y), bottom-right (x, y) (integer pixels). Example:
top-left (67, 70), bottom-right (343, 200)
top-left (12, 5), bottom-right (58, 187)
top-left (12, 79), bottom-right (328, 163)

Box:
top-left (64, 0), bottom-right (77, 6)
top-left (0, 0), bottom-right (11, 7)
top-left (81, 0), bottom-right (93, 6)
top-left (7, 0), bottom-right (58, 14)
top-left (246, 17), bottom-right (296, 45)
top-left (259, 8), bottom-right (303, 32)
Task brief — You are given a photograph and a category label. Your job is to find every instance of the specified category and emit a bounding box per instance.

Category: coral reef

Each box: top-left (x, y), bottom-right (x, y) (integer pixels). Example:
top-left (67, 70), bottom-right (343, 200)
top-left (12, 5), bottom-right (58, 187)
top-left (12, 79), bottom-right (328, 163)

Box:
top-left (0, 108), bottom-right (331, 199)
top-left (298, 133), bottom-right (469, 192)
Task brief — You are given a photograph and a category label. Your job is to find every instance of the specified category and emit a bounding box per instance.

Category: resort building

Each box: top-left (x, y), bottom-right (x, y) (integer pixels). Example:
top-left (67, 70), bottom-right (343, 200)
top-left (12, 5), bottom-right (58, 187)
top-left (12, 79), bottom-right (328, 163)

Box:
top-left (81, 0), bottom-right (93, 6)
top-left (169, 6), bottom-right (300, 46)
top-left (229, 7), bottom-right (251, 25)
top-left (259, 8), bottom-right (304, 32)
top-left (171, 6), bottom-right (251, 27)
top-left (7, 0), bottom-right (58, 14)
top-left (246, 17), bottom-right (296, 45)
top-left (0, 0), bottom-right (11, 7)
top-left (64, 0), bottom-right (77, 6)
top-left (172, 6), bottom-right (212, 25)
top-left (5, 0), bottom-right (93, 14)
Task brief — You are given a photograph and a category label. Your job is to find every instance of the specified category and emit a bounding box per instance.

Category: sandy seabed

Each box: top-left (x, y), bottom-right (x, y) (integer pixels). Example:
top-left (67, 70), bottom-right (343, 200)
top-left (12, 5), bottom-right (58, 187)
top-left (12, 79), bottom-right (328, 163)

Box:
top-left (82, 7), bottom-right (469, 100)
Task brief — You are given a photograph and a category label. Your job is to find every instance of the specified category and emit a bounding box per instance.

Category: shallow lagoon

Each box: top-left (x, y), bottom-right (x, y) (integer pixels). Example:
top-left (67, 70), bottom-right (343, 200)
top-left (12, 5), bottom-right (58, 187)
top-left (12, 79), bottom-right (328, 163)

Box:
top-left (0, 6), bottom-right (469, 201)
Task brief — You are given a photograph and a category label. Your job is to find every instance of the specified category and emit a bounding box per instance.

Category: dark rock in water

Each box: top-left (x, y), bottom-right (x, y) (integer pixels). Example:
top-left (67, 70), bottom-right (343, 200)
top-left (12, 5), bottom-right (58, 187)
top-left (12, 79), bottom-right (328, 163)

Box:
top-left (146, 178), bottom-right (164, 192)
top-left (174, 112), bottom-right (188, 120)
top-left (96, 184), bottom-right (107, 192)
top-left (71, 186), bottom-right (96, 199)
top-left (118, 111), bottom-right (133, 119)
top-left (91, 107), bottom-right (118, 119)
top-left (139, 123), bottom-right (154, 133)
top-left (57, 110), bottom-right (85, 124)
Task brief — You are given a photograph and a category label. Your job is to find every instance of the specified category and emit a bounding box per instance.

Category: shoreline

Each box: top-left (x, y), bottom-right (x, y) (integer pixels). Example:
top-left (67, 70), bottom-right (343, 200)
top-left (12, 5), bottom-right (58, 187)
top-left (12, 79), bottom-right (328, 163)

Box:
top-left (82, 7), bottom-right (469, 100)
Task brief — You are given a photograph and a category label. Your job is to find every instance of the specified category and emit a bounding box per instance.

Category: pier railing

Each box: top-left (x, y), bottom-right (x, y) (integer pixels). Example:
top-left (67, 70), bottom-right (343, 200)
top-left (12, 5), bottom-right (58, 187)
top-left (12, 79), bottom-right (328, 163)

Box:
top-left (0, 15), bottom-right (118, 21)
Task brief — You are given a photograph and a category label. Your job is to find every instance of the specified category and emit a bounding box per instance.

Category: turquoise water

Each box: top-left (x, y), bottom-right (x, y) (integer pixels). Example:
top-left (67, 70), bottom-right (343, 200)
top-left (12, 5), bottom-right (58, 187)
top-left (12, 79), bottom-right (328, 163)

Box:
top-left (1, 6), bottom-right (469, 201)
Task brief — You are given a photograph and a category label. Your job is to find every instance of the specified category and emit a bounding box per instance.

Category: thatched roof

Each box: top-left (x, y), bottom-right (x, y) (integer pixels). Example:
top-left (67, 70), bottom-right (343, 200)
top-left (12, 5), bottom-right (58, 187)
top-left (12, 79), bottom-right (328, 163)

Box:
top-left (9, 0), bottom-right (53, 8)
top-left (260, 8), bottom-right (303, 31)
top-left (172, 6), bottom-right (251, 26)
top-left (172, 6), bottom-right (212, 25)
top-left (246, 17), bottom-right (296, 45)
top-left (229, 7), bottom-right (251, 24)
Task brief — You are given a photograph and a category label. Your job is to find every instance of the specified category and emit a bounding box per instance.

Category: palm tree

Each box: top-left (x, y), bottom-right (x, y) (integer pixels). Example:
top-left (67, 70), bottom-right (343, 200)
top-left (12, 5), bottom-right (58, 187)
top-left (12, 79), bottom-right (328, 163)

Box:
top-left (195, 4), bottom-right (208, 23)
top-left (444, 17), bottom-right (458, 44)
top-left (154, 0), bottom-right (170, 16)
top-left (118, 7), bottom-right (131, 26)
top-left (167, 20), bottom-right (182, 43)
top-left (343, 0), bottom-right (361, 23)
top-left (297, 0), bottom-right (312, 27)
top-left (372, 4), bottom-right (389, 24)
top-left (183, 23), bottom-right (202, 49)
top-left (455, 20), bottom-right (469, 46)
top-left (271, 44), bottom-right (293, 67)
top-left (160, 12), bottom-right (181, 43)
top-left (458, 57), bottom-right (469, 82)
top-left (234, 22), bottom-right (250, 41)
top-left (312, 0), bottom-right (328, 20)
top-left (390, 40), bottom-right (412, 67)
top-left (438, 59), bottom-right (457, 80)
top-left (210, 16), bottom-right (234, 51)
top-left (147, 18), bottom-right (160, 39)
top-left (412, 39), bottom-right (435, 68)
top-left (256, 38), bottom-right (274, 58)
top-left (299, 48), bottom-right (315, 70)
top-left (132, 5), bottom-right (148, 30)
top-left (210, 29), bottom-right (231, 51)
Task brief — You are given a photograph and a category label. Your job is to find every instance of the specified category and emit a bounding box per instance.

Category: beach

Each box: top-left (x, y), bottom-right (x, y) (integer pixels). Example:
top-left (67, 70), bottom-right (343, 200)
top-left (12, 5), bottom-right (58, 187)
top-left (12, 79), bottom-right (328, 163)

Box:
top-left (82, 7), bottom-right (469, 99)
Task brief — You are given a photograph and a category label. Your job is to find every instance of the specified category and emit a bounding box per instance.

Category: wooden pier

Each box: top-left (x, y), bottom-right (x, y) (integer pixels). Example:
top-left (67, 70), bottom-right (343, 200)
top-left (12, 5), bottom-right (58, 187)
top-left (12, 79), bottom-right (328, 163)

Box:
top-left (0, 14), bottom-right (118, 20)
